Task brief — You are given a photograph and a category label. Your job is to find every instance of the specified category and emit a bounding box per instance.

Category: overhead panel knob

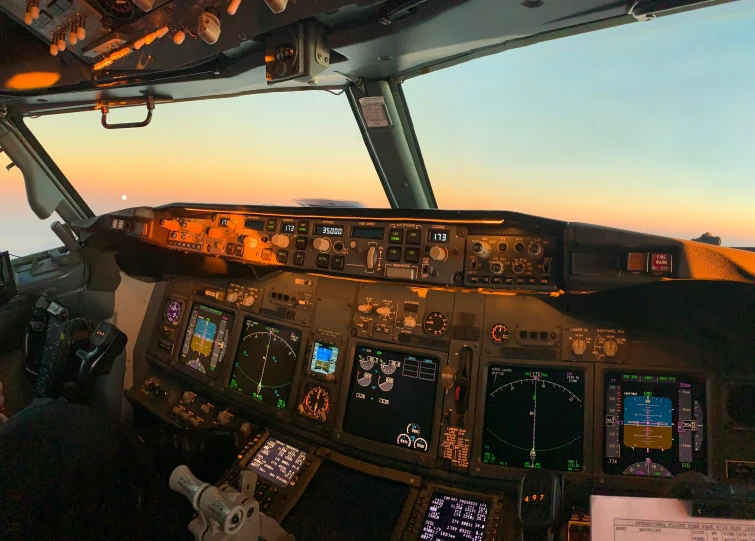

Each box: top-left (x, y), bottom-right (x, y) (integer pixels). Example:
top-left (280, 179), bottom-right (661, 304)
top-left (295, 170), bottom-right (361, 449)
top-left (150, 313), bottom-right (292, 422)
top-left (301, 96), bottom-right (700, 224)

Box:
top-left (242, 294), bottom-right (255, 307)
top-left (429, 246), bottom-right (447, 261)
top-left (182, 391), bottom-right (195, 403)
top-left (217, 410), bottom-right (232, 425)
top-left (208, 227), bottom-right (224, 239)
top-left (239, 422), bottom-right (253, 437)
top-left (184, 222), bottom-right (204, 234)
top-left (471, 241), bottom-right (491, 259)
top-left (603, 339), bottom-right (618, 357)
top-left (313, 238), bottom-right (331, 252)
top-left (271, 234), bottom-right (290, 248)
top-left (376, 306), bottom-right (392, 317)
top-left (571, 338), bottom-right (587, 356)
top-left (402, 316), bottom-right (417, 330)
top-left (227, 292), bottom-right (239, 303)
top-left (357, 303), bottom-right (373, 314)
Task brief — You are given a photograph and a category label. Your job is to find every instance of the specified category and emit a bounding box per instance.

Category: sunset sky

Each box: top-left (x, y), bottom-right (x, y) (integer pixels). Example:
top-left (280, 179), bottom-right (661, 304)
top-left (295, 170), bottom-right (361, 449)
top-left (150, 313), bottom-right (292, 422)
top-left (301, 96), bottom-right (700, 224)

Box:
top-left (1, 0), bottom-right (754, 257)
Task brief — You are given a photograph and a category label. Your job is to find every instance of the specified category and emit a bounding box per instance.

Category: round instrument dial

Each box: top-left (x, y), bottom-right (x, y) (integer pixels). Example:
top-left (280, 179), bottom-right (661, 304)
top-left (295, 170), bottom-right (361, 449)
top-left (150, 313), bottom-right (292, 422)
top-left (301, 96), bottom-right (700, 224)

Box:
top-left (301, 385), bottom-right (330, 421)
top-left (423, 312), bottom-right (448, 336)
top-left (165, 300), bottom-right (183, 324)
top-left (489, 323), bottom-right (509, 344)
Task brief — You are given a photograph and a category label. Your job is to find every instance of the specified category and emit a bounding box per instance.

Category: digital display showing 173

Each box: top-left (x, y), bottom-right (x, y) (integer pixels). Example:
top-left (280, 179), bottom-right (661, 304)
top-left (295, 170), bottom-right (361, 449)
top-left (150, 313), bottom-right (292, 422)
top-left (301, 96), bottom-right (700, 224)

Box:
top-left (482, 365), bottom-right (585, 472)
top-left (603, 372), bottom-right (707, 478)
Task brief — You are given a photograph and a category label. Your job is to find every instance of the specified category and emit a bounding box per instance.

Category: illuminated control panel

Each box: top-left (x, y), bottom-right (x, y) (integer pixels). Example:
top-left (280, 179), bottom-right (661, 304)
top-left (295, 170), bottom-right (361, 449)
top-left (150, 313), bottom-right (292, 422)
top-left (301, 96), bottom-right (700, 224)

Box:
top-left (465, 234), bottom-right (557, 289)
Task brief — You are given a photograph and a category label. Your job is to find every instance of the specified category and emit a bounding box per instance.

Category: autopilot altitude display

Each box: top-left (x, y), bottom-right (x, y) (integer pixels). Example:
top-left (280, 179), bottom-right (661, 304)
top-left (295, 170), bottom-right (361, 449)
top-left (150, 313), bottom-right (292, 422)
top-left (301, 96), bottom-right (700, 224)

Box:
top-left (179, 303), bottom-right (231, 379)
top-left (420, 493), bottom-right (488, 541)
top-left (343, 345), bottom-right (438, 452)
top-left (603, 372), bottom-right (707, 477)
top-left (230, 317), bottom-right (302, 409)
top-left (482, 365), bottom-right (585, 472)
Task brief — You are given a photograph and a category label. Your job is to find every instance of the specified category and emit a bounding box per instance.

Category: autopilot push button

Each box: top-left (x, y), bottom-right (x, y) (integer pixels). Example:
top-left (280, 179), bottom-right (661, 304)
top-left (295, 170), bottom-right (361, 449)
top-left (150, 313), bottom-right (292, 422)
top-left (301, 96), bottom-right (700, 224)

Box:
top-left (406, 229), bottom-right (421, 245)
top-left (276, 250), bottom-right (288, 264)
top-left (387, 247), bottom-right (402, 262)
top-left (404, 248), bottom-right (420, 263)
top-left (331, 255), bottom-right (345, 270)
top-left (295, 236), bottom-right (307, 250)
top-left (316, 254), bottom-right (329, 268)
top-left (293, 252), bottom-right (305, 266)
top-left (389, 229), bottom-right (403, 244)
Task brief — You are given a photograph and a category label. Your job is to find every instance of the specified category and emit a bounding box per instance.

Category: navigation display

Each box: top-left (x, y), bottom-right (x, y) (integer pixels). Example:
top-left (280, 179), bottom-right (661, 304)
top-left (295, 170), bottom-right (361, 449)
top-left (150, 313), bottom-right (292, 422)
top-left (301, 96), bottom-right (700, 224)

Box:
top-left (343, 345), bottom-right (438, 453)
top-left (421, 493), bottom-right (489, 541)
top-left (179, 304), bottom-right (231, 379)
top-left (482, 365), bottom-right (585, 472)
top-left (229, 318), bottom-right (302, 409)
top-left (309, 340), bottom-right (339, 379)
top-left (603, 372), bottom-right (707, 477)
top-left (248, 438), bottom-right (308, 488)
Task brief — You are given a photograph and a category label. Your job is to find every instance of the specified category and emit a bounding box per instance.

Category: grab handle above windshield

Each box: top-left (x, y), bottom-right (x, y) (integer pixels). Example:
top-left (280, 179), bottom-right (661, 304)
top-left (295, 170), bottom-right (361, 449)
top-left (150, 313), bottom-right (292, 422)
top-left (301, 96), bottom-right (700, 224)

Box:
top-left (100, 96), bottom-right (154, 130)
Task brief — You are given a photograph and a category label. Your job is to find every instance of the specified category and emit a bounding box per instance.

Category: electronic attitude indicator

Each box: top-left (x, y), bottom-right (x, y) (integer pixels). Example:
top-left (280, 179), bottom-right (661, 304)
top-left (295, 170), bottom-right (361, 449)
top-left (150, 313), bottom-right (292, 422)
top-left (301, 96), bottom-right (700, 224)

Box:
top-left (423, 312), bottom-right (448, 336)
top-left (603, 372), bottom-right (707, 477)
top-left (482, 365), bottom-right (585, 472)
top-left (299, 385), bottom-right (330, 421)
top-left (230, 318), bottom-right (302, 409)
top-left (489, 323), bottom-right (509, 344)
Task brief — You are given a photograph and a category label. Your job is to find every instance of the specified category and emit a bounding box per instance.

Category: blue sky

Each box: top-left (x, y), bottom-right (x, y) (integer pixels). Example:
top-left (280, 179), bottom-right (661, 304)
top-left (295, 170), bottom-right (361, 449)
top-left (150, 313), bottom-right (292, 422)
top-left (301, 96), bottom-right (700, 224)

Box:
top-left (2, 0), bottom-right (754, 256)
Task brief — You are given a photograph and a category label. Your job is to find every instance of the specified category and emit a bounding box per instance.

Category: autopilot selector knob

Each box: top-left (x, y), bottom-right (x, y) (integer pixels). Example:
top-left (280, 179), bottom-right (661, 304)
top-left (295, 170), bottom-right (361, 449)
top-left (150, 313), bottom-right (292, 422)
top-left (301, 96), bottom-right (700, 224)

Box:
top-left (241, 235), bottom-right (258, 249)
top-left (239, 422), bottom-right (253, 437)
top-left (429, 246), bottom-right (447, 261)
top-left (242, 294), bottom-right (255, 307)
top-left (313, 238), bottom-right (331, 252)
top-left (226, 292), bottom-right (239, 303)
top-left (217, 410), bottom-right (232, 425)
top-left (402, 316), bottom-right (417, 330)
top-left (471, 241), bottom-right (491, 259)
top-left (603, 339), bottom-right (618, 357)
top-left (572, 338), bottom-right (587, 356)
top-left (366, 245), bottom-right (378, 270)
top-left (271, 234), bottom-right (290, 248)
top-left (182, 391), bottom-right (195, 404)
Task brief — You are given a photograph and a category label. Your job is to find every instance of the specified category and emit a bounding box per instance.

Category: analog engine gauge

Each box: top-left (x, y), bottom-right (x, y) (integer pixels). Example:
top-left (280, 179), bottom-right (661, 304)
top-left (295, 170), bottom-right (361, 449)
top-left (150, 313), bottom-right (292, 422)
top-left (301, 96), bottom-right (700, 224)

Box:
top-left (423, 312), bottom-right (448, 336)
top-left (489, 323), bottom-right (509, 344)
top-left (299, 385), bottom-right (330, 421)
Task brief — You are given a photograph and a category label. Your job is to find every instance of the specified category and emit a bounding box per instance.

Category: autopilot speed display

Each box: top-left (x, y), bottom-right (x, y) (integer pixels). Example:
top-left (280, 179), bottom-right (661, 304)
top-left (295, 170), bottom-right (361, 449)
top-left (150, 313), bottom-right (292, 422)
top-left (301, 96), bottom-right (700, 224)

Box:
top-left (179, 303), bottom-right (231, 379)
top-left (603, 372), bottom-right (707, 478)
top-left (343, 345), bottom-right (438, 453)
top-left (229, 318), bottom-right (302, 409)
top-left (482, 365), bottom-right (585, 472)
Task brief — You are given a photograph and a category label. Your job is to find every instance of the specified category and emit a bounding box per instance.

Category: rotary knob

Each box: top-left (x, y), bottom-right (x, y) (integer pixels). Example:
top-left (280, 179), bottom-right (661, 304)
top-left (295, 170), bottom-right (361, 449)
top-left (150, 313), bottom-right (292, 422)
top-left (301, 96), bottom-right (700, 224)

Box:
top-left (239, 422), bottom-right (253, 437)
top-left (357, 303), bottom-right (373, 314)
top-left (200, 403), bottom-right (212, 414)
top-left (571, 338), bottom-right (587, 356)
top-left (376, 306), bottom-right (391, 317)
top-left (227, 292), bottom-right (239, 303)
top-left (182, 391), bottom-right (195, 404)
top-left (208, 227), bottom-right (224, 239)
top-left (217, 410), bottom-right (232, 426)
top-left (242, 294), bottom-right (255, 307)
top-left (429, 246), bottom-right (447, 261)
top-left (271, 234), bottom-right (290, 248)
top-left (241, 236), bottom-right (258, 249)
top-left (313, 238), bottom-right (331, 252)
top-left (471, 241), bottom-right (491, 259)
top-left (603, 339), bottom-right (618, 357)
top-left (402, 316), bottom-right (417, 330)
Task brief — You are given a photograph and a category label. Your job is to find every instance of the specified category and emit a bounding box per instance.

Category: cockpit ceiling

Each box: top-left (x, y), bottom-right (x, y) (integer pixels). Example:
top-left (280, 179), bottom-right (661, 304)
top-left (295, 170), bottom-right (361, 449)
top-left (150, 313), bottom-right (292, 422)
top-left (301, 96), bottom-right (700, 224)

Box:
top-left (0, 0), bottom-right (635, 113)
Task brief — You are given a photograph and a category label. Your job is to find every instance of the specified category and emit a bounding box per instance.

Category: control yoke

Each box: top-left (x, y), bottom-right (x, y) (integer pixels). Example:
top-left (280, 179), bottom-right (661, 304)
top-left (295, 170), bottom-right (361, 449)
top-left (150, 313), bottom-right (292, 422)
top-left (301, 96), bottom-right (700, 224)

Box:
top-left (169, 465), bottom-right (294, 541)
top-left (74, 321), bottom-right (127, 403)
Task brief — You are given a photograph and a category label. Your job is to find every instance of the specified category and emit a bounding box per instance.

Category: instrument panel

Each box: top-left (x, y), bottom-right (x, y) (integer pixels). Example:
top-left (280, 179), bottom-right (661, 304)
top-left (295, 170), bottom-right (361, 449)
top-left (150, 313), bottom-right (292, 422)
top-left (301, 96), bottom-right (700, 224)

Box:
top-left (130, 265), bottom-right (752, 495)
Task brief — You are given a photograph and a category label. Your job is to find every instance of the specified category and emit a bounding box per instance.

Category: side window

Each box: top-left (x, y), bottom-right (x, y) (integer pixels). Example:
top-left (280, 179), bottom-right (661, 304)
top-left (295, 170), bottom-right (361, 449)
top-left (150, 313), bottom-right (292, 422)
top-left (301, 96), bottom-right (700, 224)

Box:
top-left (0, 167), bottom-right (62, 258)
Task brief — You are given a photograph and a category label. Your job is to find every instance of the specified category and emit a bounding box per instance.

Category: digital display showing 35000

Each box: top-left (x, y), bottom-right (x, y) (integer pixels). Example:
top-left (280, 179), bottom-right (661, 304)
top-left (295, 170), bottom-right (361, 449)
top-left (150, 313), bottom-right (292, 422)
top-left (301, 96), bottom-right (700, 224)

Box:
top-left (482, 365), bottom-right (585, 472)
top-left (603, 372), bottom-right (707, 478)
top-left (229, 318), bottom-right (302, 409)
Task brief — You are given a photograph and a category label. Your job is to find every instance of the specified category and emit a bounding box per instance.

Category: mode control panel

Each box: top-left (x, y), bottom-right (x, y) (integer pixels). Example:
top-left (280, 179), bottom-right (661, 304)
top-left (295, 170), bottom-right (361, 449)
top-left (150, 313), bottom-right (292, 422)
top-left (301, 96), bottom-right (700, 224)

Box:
top-left (465, 235), bottom-right (557, 290)
top-left (159, 214), bottom-right (467, 286)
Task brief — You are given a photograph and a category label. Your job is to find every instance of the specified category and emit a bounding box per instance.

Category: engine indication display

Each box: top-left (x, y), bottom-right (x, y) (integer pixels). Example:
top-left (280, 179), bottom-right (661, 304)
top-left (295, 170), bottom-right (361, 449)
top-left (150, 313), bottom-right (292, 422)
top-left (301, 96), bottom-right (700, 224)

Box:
top-left (420, 493), bottom-right (489, 541)
top-left (603, 372), bottom-right (707, 478)
top-left (179, 304), bottom-right (231, 379)
top-left (343, 345), bottom-right (439, 453)
top-left (248, 438), bottom-right (308, 488)
top-left (482, 365), bottom-right (585, 472)
top-left (229, 318), bottom-right (302, 409)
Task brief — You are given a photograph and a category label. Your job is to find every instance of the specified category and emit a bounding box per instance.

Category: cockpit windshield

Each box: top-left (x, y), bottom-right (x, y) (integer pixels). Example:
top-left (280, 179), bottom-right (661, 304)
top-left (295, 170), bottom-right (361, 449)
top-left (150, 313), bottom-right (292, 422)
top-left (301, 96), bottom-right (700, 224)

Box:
top-left (403, 0), bottom-right (755, 246)
top-left (26, 90), bottom-right (387, 215)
